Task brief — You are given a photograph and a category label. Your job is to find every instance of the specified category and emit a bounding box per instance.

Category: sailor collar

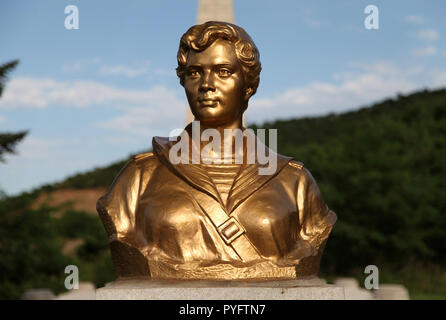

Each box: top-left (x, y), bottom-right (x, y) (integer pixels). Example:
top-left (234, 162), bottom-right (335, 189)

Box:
top-left (152, 126), bottom-right (292, 213)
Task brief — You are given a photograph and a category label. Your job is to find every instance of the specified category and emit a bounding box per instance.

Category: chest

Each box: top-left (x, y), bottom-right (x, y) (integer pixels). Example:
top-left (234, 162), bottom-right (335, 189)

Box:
top-left (138, 165), bottom-right (299, 256)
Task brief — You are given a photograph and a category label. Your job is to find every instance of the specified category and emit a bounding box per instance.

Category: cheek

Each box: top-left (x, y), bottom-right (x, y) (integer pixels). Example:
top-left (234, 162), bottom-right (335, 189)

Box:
top-left (184, 83), bottom-right (197, 98)
top-left (221, 78), bottom-right (245, 97)
top-left (233, 76), bottom-right (246, 97)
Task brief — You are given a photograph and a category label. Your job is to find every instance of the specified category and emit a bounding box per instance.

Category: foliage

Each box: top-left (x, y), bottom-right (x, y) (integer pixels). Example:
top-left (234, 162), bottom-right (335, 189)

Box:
top-left (0, 205), bottom-right (73, 299)
top-left (0, 203), bottom-right (114, 299)
top-left (0, 59), bottom-right (19, 97)
top-left (0, 60), bottom-right (28, 163)
top-left (0, 131), bottom-right (29, 162)
top-left (55, 209), bottom-right (114, 287)
top-left (252, 88), bottom-right (446, 281)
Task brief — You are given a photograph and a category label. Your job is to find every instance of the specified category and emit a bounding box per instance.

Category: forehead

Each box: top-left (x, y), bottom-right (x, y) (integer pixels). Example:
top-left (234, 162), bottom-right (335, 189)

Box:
top-left (186, 39), bottom-right (238, 66)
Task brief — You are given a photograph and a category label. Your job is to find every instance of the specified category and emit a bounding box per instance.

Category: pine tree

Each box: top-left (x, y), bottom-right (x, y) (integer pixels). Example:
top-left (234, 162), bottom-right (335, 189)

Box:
top-left (0, 60), bottom-right (28, 162)
top-left (0, 131), bottom-right (28, 162)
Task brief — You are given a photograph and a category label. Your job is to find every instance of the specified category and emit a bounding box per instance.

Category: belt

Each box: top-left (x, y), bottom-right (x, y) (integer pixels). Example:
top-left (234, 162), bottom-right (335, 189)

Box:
top-left (192, 193), bottom-right (262, 261)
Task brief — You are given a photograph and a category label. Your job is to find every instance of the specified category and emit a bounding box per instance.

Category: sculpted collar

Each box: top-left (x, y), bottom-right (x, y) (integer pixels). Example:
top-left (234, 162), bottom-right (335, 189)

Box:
top-left (152, 125), bottom-right (292, 213)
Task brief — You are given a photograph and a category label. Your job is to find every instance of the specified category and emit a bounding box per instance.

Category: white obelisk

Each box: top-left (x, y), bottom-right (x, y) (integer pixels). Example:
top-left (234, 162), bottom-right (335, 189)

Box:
top-left (197, 0), bottom-right (235, 24)
top-left (185, 0), bottom-right (235, 124)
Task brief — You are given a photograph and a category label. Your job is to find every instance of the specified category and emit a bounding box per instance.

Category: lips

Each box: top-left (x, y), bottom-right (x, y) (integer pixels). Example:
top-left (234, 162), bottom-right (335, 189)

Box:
top-left (199, 97), bottom-right (219, 102)
top-left (198, 97), bottom-right (219, 107)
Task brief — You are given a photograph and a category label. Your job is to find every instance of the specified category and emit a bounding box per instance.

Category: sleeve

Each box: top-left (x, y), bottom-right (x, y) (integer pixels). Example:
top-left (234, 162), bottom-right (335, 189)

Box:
top-left (297, 167), bottom-right (337, 255)
top-left (96, 159), bottom-right (142, 244)
top-left (96, 159), bottom-right (151, 277)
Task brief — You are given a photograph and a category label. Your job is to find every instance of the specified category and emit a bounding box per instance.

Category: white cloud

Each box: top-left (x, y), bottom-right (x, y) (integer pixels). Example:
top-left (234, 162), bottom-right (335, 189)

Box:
top-left (246, 61), bottom-right (422, 123)
top-left (413, 46), bottom-right (438, 57)
top-left (1, 136), bottom-right (90, 174)
top-left (417, 29), bottom-right (440, 42)
top-left (95, 86), bottom-right (186, 135)
top-left (0, 136), bottom-right (107, 195)
top-left (0, 77), bottom-right (184, 110)
top-left (299, 8), bottom-right (324, 29)
top-left (98, 65), bottom-right (148, 77)
top-left (405, 15), bottom-right (424, 24)
top-left (430, 70), bottom-right (446, 88)
top-left (303, 16), bottom-right (323, 28)
top-left (62, 58), bottom-right (101, 73)
top-left (97, 60), bottom-right (154, 78)
top-left (355, 61), bottom-right (400, 76)
top-left (63, 58), bottom-right (156, 78)
top-left (17, 137), bottom-right (74, 160)
top-left (0, 115), bottom-right (5, 124)
top-left (0, 76), bottom-right (187, 136)
top-left (96, 104), bottom-right (185, 136)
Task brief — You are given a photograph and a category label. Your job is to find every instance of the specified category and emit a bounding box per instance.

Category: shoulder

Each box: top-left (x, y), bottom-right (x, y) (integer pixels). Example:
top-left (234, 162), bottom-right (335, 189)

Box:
top-left (98, 152), bottom-right (159, 206)
top-left (283, 159), bottom-right (319, 186)
top-left (283, 159), bottom-right (305, 176)
top-left (97, 152), bottom-right (159, 234)
top-left (108, 152), bottom-right (161, 194)
top-left (132, 151), bottom-right (158, 168)
top-left (288, 160), bottom-right (304, 170)
top-left (114, 151), bottom-right (160, 176)
top-left (107, 152), bottom-right (157, 183)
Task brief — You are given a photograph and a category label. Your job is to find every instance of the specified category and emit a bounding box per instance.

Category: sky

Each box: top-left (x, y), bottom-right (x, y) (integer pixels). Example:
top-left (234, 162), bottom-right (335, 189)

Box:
top-left (0, 0), bottom-right (445, 195)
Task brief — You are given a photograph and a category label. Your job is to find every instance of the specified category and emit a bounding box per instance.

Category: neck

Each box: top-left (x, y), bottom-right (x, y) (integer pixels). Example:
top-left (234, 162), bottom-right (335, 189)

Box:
top-left (189, 116), bottom-right (245, 163)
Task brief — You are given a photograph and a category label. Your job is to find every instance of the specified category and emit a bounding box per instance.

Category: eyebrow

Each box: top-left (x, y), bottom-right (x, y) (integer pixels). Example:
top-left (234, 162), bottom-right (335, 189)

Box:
top-left (186, 63), bottom-right (235, 70)
top-left (186, 64), bottom-right (202, 69)
top-left (215, 63), bottom-right (234, 68)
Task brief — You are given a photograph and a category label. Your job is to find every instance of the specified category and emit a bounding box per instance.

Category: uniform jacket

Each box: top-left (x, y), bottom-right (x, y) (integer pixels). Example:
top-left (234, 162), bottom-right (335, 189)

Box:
top-left (97, 129), bottom-right (337, 280)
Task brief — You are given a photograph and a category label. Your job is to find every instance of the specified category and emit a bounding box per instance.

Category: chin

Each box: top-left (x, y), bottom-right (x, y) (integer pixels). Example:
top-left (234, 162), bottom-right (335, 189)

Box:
top-left (194, 116), bottom-right (220, 126)
top-left (192, 109), bottom-right (220, 122)
top-left (192, 114), bottom-right (227, 127)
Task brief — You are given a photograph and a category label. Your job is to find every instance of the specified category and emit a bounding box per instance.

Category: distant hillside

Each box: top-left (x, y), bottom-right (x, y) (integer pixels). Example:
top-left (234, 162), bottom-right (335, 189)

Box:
top-left (252, 88), bottom-right (446, 276)
top-left (1, 88), bottom-right (445, 299)
top-left (0, 158), bottom-right (132, 214)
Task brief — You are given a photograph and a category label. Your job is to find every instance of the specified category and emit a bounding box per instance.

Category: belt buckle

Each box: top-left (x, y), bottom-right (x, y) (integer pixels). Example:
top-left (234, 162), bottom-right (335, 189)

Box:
top-left (218, 216), bottom-right (245, 245)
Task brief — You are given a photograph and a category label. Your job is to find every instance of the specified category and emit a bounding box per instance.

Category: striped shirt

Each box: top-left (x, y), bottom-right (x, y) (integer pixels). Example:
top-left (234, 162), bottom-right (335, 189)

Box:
top-left (201, 163), bottom-right (241, 205)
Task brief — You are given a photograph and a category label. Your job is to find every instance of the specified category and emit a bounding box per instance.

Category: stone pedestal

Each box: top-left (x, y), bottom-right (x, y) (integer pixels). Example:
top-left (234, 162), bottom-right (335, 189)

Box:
top-left (96, 277), bottom-right (345, 300)
top-left (374, 284), bottom-right (410, 300)
top-left (334, 277), bottom-right (374, 300)
top-left (55, 282), bottom-right (96, 300)
top-left (21, 289), bottom-right (56, 300)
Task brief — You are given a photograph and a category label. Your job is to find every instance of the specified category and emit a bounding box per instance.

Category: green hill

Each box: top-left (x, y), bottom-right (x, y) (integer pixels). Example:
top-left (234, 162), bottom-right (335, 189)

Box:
top-left (1, 88), bottom-right (445, 299)
top-left (252, 88), bottom-right (446, 296)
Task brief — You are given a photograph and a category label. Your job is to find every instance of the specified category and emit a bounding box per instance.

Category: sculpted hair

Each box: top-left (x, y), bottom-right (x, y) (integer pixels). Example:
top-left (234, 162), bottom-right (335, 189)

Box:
top-left (176, 21), bottom-right (262, 97)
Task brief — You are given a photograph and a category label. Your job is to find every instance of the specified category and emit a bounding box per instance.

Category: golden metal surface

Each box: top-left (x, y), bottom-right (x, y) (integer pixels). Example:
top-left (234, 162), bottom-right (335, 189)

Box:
top-left (97, 22), bottom-right (337, 280)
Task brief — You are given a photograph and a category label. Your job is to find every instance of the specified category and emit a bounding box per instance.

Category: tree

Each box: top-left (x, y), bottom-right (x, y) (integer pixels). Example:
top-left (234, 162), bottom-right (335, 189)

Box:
top-left (0, 60), bottom-right (28, 162)
top-left (0, 60), bottom-right (19, 97)
top-left (0, 131), bottom-right (29, 162)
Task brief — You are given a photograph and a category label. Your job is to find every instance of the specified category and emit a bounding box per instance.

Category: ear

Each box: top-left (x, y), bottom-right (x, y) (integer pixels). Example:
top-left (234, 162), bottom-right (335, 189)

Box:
top-left (244, 87), bottom-right (253, 101)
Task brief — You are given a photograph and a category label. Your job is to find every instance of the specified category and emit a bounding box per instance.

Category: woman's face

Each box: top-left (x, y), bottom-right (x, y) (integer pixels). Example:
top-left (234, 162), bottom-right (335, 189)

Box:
top-left (183, 39), bottom-right (247, 127)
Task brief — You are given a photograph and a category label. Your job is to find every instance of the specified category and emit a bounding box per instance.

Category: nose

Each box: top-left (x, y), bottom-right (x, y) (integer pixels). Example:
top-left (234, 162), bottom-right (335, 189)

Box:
top-left (199, 70), bottom-right (216, 92)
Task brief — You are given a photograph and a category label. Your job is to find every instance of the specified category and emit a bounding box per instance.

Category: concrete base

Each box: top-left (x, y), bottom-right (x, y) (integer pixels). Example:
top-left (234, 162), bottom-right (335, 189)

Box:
top-left (96, 278), bottom-right (345, 300)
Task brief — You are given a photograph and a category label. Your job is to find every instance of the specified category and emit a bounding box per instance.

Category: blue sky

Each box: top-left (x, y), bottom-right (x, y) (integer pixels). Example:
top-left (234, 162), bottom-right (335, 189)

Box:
top-left (0, 0), bottom-right (445, 195)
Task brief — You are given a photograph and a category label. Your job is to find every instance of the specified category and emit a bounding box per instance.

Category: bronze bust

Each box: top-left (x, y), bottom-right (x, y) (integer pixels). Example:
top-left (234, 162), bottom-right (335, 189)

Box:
top-left (97, 21), bottom-right (337, 281)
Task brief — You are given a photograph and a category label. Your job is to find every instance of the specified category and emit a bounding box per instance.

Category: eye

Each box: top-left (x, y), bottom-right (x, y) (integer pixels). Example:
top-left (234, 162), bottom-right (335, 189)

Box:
top-left (188, 70), bottom-right (200, 78)
top-left (218, 69), bottom-right (232, 77)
